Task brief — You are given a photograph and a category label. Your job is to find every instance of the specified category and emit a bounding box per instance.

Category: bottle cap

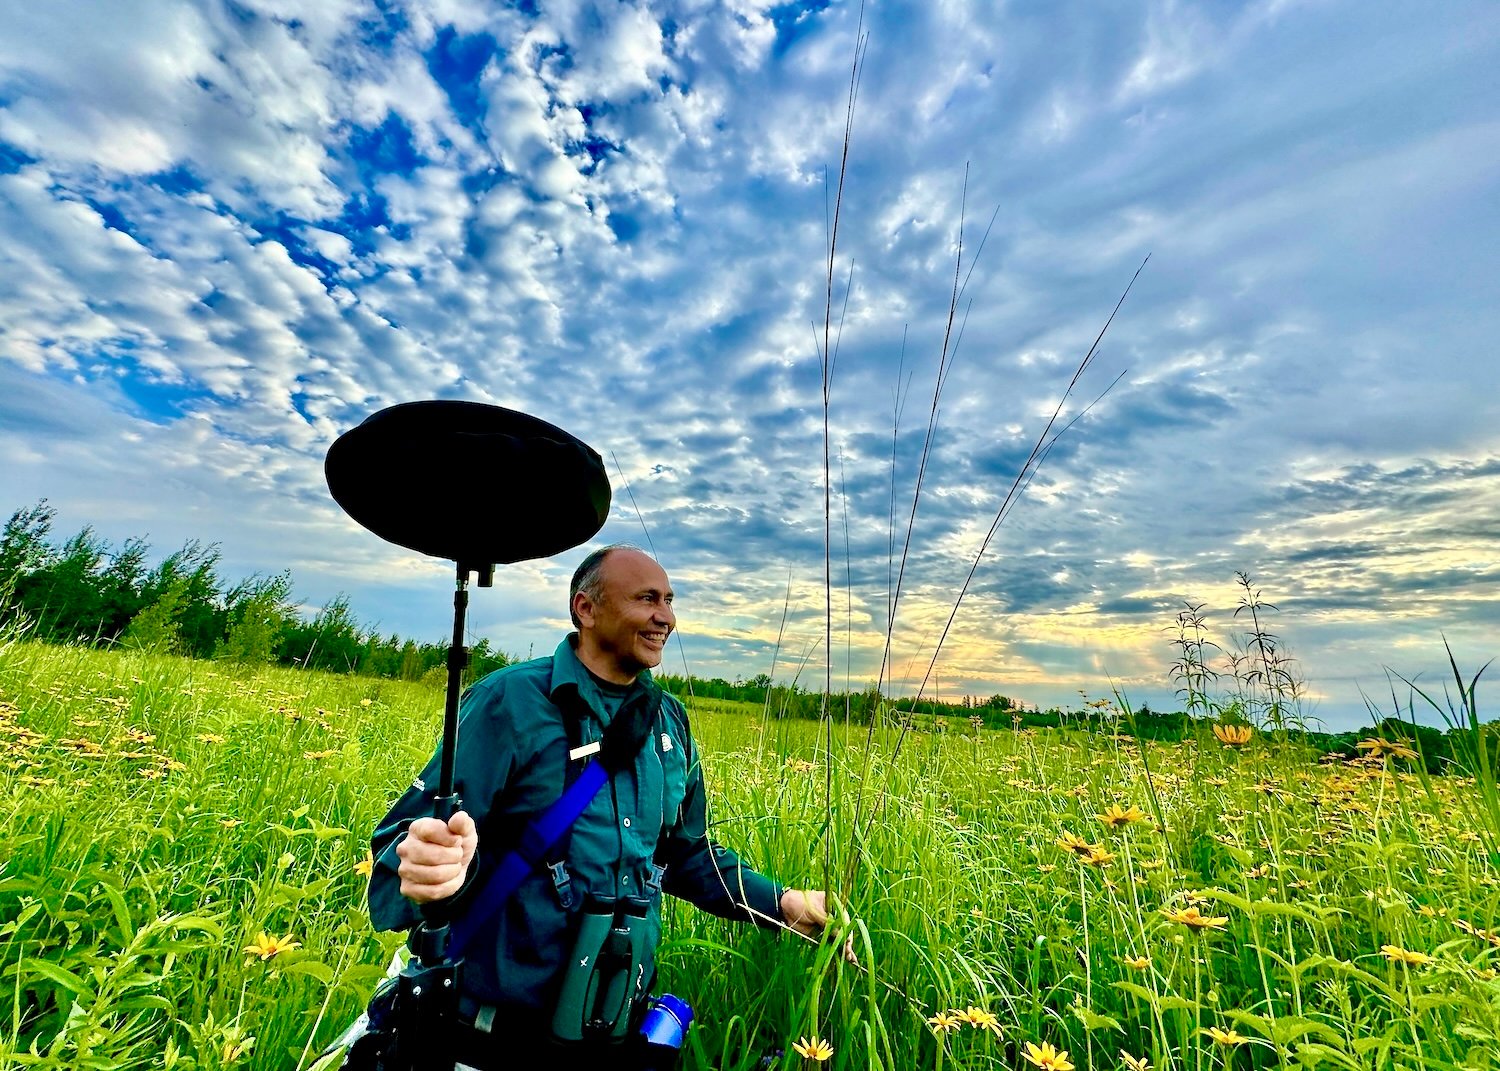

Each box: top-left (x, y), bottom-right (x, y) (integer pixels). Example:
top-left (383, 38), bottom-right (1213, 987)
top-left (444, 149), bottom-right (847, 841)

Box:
top-left (641, 993), bottom-right (694, 1047)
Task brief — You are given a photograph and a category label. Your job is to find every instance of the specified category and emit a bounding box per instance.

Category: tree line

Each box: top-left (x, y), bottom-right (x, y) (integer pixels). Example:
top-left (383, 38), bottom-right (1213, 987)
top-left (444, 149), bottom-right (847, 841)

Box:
top-left (0, 501), bottom-right (510, 684)
top-left (3, 499), bottom-right (1484, 776)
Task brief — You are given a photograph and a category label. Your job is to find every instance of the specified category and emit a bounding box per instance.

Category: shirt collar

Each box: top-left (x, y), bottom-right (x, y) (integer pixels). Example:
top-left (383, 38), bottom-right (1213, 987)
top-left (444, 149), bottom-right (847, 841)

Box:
top-left (549, 633), bottom-right (652, 717)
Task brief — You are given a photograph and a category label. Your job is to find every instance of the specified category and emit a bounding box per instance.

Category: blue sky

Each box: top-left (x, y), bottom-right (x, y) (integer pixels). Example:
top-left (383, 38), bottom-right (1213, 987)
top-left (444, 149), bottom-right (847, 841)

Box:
top-left (0, 0), bottom-right (1496, 730)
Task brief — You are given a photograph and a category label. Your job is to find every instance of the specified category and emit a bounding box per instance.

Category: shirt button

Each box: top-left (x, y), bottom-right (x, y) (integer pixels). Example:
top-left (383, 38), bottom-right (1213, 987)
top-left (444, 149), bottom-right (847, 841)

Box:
top-left (622, 817), bottom-right (631, 827)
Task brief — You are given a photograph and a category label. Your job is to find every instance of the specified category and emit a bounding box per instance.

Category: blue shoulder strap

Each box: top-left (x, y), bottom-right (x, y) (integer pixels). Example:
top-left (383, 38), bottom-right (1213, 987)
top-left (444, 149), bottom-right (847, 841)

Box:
top-left (447, 759), bottom-right (607, 958)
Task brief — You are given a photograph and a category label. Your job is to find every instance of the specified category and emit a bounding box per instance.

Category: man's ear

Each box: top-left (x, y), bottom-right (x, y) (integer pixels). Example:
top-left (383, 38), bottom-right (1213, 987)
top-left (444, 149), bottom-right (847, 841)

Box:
top-left (572, 591), bottom-right (595, 628)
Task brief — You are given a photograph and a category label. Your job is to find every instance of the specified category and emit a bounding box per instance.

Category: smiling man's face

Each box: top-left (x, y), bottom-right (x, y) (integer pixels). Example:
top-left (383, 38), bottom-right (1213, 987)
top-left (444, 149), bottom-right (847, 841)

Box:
top-left (573, 549), bottom-right (676, 684)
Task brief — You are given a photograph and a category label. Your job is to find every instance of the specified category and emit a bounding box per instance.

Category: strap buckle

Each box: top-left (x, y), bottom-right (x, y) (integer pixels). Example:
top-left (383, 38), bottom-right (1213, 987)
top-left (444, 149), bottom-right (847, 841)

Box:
top-left (645, 862), bottom-right (666, 897)
top-left (548, 860), bottom-right (576, 910)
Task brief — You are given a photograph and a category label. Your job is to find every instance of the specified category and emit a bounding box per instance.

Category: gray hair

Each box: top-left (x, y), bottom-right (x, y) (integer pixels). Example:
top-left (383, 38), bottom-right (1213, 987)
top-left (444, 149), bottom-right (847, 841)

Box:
top-left (568, 543), bottom-right (643, 628)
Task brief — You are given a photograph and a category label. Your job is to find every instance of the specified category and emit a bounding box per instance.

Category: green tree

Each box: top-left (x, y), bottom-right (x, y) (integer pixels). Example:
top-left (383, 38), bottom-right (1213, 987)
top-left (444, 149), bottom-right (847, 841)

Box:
top-left (134, 541), bottom-right (225, 657)
top-left (98, 537), bottom-right (150, 640)
top-left (0, 500), bottom-right (56, 590)
top-left (24, 526), bottom-right (108, 641)
top-left (281, 595), bottom-right (364, 672)
top-left (0, 501), bottom-right (57, 630)
top-left (121, 578), bottom-right (189, 653)
top-left (218, 572), bottom-right (293, 664)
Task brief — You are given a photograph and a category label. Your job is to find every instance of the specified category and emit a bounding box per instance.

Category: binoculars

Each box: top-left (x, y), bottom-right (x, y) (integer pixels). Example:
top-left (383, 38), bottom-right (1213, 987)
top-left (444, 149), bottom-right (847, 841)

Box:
top-left (552, 895), bottom-right (652, 1043)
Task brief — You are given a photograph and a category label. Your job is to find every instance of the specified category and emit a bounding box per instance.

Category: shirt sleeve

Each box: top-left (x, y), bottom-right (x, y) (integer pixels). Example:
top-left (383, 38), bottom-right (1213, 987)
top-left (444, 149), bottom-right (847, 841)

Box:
top-left (655, 729), bottom-right (786, 930)
top-left (367, 677), bottom-right (520, 933)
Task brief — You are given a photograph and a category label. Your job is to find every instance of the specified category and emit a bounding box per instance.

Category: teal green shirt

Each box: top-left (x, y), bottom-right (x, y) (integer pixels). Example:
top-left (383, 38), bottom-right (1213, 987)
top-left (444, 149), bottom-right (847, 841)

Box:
top-left (368, 636), bottom-right (785, 1012)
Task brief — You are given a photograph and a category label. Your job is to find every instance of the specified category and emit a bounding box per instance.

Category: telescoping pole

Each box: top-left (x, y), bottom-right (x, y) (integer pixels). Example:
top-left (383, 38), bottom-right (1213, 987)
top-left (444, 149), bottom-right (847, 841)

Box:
top-left (433, 562), bottom-right (469, 821)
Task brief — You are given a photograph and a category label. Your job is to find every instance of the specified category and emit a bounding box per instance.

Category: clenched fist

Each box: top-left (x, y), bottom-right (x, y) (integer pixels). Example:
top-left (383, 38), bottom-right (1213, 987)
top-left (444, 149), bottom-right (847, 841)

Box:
top-left (396, 811), bottom-right (478, 903)
top-left (780, 888), bottom-right (858, 964)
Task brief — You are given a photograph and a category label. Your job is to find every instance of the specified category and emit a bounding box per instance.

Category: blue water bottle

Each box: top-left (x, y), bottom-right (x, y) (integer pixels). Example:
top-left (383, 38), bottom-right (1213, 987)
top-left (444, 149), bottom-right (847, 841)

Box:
top-left (637, 994), bottom-right (693, 1069)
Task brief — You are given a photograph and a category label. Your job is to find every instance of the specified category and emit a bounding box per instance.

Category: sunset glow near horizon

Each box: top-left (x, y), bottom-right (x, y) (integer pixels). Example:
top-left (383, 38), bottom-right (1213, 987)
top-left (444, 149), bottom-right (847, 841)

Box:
top-left (1, 1), bottom-right (1496, 730)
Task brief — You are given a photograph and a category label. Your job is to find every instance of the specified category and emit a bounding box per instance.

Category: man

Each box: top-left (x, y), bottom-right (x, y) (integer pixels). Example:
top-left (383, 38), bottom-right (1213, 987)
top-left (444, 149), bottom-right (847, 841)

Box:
top-left (369, 545), bottom-right (833, 1066)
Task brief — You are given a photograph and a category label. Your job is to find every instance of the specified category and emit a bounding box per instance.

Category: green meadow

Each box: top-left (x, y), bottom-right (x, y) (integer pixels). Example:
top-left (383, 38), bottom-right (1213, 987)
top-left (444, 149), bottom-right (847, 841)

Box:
top-left (3, 636), bottom-right (1499, 1071)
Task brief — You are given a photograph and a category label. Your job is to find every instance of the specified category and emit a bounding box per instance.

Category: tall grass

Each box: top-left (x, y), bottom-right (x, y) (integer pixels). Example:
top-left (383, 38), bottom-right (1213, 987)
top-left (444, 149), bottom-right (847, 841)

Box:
top-left (4, 639), bottom-right (1497, 1070)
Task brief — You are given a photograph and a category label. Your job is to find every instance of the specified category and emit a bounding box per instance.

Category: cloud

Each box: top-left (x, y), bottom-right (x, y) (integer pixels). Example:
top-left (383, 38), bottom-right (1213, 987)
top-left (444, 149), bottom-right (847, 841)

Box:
top-left (1, 0), bottom-right (1497, 730)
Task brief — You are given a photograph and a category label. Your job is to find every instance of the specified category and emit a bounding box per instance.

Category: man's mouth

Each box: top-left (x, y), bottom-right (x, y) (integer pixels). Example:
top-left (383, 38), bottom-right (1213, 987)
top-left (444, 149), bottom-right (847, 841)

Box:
top-left (641, 631), bottom-right (668, 647)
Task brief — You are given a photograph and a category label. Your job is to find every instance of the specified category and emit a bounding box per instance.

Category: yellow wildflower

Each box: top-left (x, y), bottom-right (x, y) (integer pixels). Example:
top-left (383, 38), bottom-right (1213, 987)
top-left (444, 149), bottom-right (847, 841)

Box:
top-left (1121, 1053), bottom-right (1152, 1071)
top-left (354, 853), bottom-right (374, 878)
top-left (243, 932), bottom-right (300, 961)
top-left (221, 1035), bottom-right (255, 1063)
top-left (792, 1036), bottom-right (833, 1061)
top-left (1380, 945), bottom-right (1432, 967)
top-left (1055, 831), bottom-right (1093, 856)
top-left (961, 1006), bottom-right (1002, 1034)
top-left (1098, 804), bottom-right (1148, 828)
top-left (1357, 738), bottom-right (1418, 761)
top-left (1022, 1041), bottom-right (1076, 1071)
top-left (1212, 724), bottom-right (1253, 747)
top-left (1160, 906), bottom-right (1229, 931)
top-left (1122, 955), bottom-right (1151, 970)
top-left (1203, 1027), bottom-right (1247, 1045)
top-left (927, 1010), bottom-right (963, 1033)
top-left (1082, 847), bottom-right (1116, 867)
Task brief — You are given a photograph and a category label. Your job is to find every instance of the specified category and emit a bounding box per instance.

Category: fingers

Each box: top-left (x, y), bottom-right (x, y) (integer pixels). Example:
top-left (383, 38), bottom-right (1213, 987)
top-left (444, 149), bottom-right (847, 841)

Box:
top-left (406, 816), bottom-right (459, 848)
top-left (397, 812), bottom-right (477, 903)
top-left (803, 890), bottom-right (829, 926)
top-left (781, 889), bottom-right (832, 938)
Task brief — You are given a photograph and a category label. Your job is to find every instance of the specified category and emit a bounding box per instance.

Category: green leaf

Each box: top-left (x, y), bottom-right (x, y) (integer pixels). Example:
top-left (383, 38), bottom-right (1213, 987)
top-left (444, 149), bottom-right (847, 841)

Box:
top-left (1223, 1010), bottom-right (1343, 1046)
top-left (1245, 900), bottom-right (1319, 923)
top-left (1455, 1023), bottom-right (1497, 1043)
top-left (1110, 980), bottom-right (1198, 1012)
top-left (92, 876), bottom-right (133, 943)
top-left (278, 959), bottom-right (335, 985)
top-left (1112, 980), bottom-right (1156, 1003)
top-left (1293, 1042), bottom-right (1367, 1071)
top-left (1071, 1003), bottom-right (1123, 1032)
top-left (338, 962), bottom-right (395, 990)
top-left (12, 957), bottom-right (94, 999)
top-left (1351, 1035), bottom-right (1394, 1055)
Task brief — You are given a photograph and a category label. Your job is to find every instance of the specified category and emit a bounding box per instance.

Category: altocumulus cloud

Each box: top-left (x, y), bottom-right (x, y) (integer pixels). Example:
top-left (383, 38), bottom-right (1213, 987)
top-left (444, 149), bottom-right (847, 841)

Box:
top-left (0, 0), bottom-right (1496, 729)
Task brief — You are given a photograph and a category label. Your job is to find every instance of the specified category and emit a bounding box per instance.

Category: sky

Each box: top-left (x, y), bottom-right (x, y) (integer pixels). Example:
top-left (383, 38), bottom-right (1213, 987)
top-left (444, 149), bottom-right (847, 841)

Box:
top-left (0, 0), bottom-right (1496, 731)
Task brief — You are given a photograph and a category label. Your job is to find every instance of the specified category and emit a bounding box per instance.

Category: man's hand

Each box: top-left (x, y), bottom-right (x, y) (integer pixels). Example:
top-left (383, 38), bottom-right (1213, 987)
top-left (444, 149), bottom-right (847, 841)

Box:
top-left (780, 888), bottom-right (829, 938)
top-left (780, 888), bottom-right (858, 963)
top-left (396, 811), bottom-right (478, 903)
